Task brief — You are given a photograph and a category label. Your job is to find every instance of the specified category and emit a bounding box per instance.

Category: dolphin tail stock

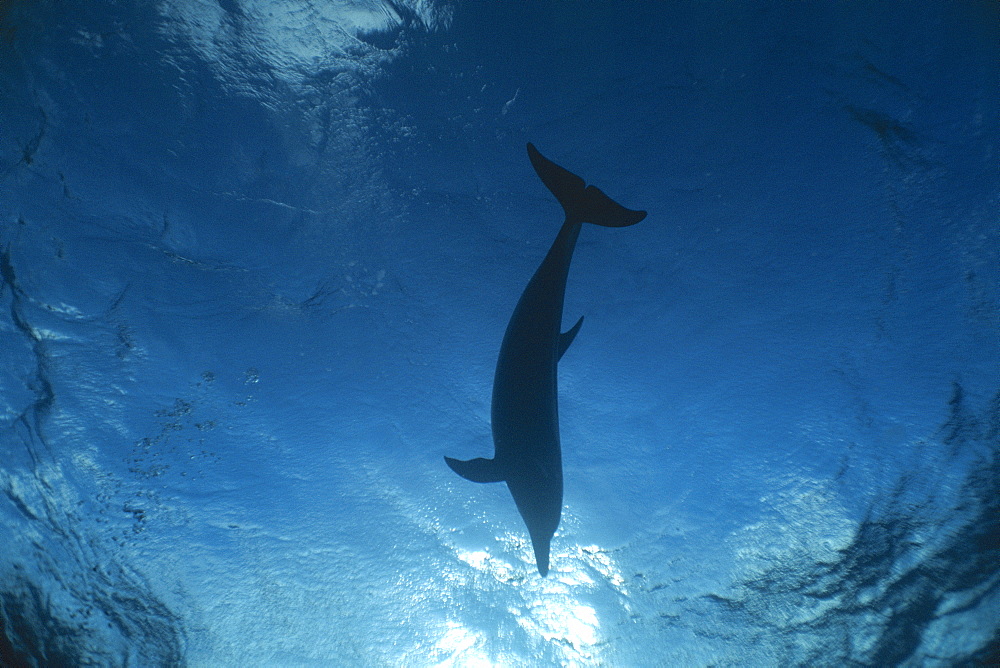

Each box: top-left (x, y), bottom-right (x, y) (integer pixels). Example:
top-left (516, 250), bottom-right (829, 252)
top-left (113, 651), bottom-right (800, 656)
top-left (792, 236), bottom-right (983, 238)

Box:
top-left (526, 143), bottom-right (647, 227)
top-left (444, 456), bottom-right (506, 483)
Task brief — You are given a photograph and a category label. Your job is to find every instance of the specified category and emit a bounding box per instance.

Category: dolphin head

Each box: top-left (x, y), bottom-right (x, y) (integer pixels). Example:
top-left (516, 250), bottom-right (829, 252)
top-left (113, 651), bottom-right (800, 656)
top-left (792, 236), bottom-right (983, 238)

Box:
top-left (507, 469), bottom-right (561, 576)
top-left (529, 527), bottom-right (553, 577)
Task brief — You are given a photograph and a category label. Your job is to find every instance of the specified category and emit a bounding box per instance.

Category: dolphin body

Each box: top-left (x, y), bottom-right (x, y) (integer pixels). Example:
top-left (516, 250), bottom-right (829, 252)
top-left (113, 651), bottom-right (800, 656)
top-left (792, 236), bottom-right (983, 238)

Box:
top-left (445, 143), bottom-right (646, 576)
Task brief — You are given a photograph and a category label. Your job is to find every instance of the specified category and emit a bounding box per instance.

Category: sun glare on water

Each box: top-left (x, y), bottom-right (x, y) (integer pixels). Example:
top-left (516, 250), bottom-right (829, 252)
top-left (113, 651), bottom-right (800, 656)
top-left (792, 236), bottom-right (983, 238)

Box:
top-left (430, 532), bottom-right (627, 666)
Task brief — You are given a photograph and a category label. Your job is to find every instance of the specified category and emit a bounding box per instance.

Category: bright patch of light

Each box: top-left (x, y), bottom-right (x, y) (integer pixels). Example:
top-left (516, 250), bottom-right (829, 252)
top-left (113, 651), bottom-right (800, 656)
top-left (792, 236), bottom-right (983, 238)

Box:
top-left (429, 621), bottom-right (495, 668)
top-left (456, 549), bottom-right (489, 570)
top-left (157, 0), bottom-right (452, 88)
top-left (445, 515), bottom-right (631, 666)
top-left (518, 598), bottom-right (600, 656)
top-left (454, 546), bottom-right (519, 585)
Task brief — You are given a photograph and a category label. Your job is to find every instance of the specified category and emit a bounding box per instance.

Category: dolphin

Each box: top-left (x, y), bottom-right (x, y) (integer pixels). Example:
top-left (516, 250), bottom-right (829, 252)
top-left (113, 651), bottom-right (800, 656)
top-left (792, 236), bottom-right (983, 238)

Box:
top-left (445, 143), bottom-right (646, 576)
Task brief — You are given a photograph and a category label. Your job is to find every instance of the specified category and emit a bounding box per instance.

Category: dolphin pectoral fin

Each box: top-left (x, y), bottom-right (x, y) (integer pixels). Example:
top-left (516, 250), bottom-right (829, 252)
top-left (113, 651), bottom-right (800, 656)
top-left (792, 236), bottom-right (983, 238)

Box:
top-left (558, 315), bottom-right (584, 360)
top-left (444, 456), bottom-right (506, 483)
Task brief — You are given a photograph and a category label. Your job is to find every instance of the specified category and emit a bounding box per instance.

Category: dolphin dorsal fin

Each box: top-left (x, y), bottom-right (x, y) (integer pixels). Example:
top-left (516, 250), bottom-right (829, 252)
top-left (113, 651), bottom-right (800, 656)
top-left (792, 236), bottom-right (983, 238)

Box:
top-left (559, 316), bottom-right (584, 360)
top-left (444, 456), bottom-right (505, 483)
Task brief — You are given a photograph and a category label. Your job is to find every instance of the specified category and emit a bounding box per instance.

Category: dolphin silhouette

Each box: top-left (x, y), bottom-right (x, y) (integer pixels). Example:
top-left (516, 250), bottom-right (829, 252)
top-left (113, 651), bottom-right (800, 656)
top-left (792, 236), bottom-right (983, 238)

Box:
top-left (445, 143), bottom-right (646, 576)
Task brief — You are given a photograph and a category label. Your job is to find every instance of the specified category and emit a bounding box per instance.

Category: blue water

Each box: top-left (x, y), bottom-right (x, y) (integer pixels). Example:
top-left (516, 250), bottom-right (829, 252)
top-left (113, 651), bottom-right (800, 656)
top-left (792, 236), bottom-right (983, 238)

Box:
top-left (1, 1), bottom-right (998, 665)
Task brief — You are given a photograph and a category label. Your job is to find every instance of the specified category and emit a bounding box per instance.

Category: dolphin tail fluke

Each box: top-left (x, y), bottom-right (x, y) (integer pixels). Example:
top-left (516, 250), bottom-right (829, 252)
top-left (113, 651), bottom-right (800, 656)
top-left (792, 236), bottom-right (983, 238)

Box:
top-left (527, 143), bottom-right (647, 227)
top-left (445, 456), bottom-right (506, 483)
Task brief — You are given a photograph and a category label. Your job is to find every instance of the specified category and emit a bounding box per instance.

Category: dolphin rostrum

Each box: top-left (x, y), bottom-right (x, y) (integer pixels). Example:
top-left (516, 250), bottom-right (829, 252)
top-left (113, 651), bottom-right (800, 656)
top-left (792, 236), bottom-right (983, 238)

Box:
top-left (445, 143), bottom-right (646, 576)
